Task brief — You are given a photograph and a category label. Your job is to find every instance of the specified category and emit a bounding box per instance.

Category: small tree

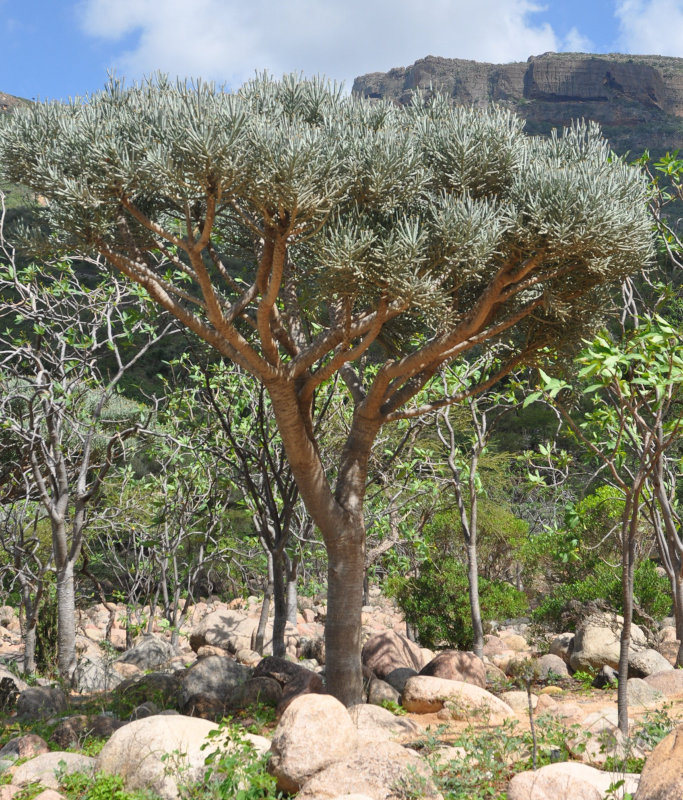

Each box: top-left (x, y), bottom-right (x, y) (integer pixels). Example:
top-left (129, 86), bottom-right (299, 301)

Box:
top-left (0, 77), bottom-right (653, 703)
top-left (0, 209), bottom-right (173, 682)
top-left (533, 317), bottom-right (683, 733)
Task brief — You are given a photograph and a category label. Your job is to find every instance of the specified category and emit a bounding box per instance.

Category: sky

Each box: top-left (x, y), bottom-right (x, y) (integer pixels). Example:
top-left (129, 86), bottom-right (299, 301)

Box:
top-left (2, 0), bottom-right (683, 102)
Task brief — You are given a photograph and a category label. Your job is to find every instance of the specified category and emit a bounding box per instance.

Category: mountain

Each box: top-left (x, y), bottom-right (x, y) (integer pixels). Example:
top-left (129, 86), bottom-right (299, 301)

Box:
top-left (352, 52), bottom-right (683, 157)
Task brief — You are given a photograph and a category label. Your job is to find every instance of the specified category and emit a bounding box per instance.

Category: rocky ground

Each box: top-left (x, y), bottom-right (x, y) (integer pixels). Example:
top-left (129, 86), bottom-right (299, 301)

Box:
top-left (0, 592), bottom-right (682, 799)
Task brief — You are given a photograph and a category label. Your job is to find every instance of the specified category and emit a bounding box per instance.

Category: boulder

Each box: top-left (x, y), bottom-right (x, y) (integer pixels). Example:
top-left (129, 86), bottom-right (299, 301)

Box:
top-left (627, 678), bottom-right (665, 708)
top-left (499, 633), bottom-right (529, 652)
top-left (644, 669), bottom-right (683, 697)
top-left (74, 654), bottom-right (124, 693)
top-left (97, 714), bottom-right (268, 800)
top-left (12, 752), bottom-right (95, 790)
top-left (296, 741), bottom-right (441, 800)
top-left (635, 724), bottom-right (683, 799)
top-left (16, 687), bottom-right (67, 720)
top-left (537, 654), bottom-right (569, 681)
top-left (180, 655), bottom-right (251, 718)
top-left (253, 656), bottom-right (324, 714)
top-left (402, 676), bottom-right (515, 721)
top-left (228, 676), bottom-right (282, 710)
top-left (116, 635), bottom-right (176, 670)
top-left (361, 631), bottom-right (424, 679)
top-left (482, 635), bottom-right (508, 657)
top-left (189, 609), bottom-right (257, 654)
top-left (382, 668), bottom-right (417, 694)
top-left (548, 633), bottom-right (574, 665)
top-left (507, 761), bottom-right (639, 800)
top-left (629, 649), bottom-right (673, 678)
top-left (419, 650), bottom-right (486, 688)
top-left (114, 672), bottom-right (182, 715)
top-left (569, 612), bottom-right (646, 672)
top-left (367, 678), bottom-right (400, 707)
top-left (0, 734), bottom-right (49, 763)
top-left (500, 690), bottom-right (537, 712)
top-left (50, 715), bottom-right (125, 750)
top-left (268, 694), bottom-right (359, 794)
top-left (569, 709), bottom-right (640, 767)
top-left (348, 703), bottom-right (420, 745)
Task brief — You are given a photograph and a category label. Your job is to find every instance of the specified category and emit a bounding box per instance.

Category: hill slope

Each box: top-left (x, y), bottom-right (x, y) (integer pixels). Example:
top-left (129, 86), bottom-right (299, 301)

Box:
top-left (353, 52), bottom-right (683, 156)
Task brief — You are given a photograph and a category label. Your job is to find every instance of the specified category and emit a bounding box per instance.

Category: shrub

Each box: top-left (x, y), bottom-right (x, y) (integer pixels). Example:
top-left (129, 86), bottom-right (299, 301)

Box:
top-left (533, 558), bottom-right (671, 629)
top-left (388, 557), bottom-right (528, 649)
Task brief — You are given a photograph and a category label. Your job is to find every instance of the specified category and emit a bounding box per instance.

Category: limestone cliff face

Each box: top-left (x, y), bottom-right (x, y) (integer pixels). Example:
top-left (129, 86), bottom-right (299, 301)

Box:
top-left (353, 52), bottom-right (683, 154)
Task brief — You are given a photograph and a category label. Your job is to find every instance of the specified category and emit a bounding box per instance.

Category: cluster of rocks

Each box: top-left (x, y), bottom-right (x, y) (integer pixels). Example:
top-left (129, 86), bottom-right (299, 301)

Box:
top-left (2, 598), bottom-right (683, 798)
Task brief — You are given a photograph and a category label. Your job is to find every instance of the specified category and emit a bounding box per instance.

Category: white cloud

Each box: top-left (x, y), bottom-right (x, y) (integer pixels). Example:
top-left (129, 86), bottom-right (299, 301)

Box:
top-left (615, 0), bottom-right (683, 55)
top-left (561, 26), bottom-right (594, 53)
top-left (77, 0), bottom-right (562, 90)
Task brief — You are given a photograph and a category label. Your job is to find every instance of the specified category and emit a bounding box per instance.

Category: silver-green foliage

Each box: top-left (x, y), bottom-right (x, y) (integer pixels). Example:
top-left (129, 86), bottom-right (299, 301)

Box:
top-left (0, 74), bottom-right (653, 358)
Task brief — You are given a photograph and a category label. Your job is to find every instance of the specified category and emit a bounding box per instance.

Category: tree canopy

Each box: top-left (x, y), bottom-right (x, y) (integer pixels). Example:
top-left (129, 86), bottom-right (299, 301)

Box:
top-left (0, 74), bottom-right (656, 704)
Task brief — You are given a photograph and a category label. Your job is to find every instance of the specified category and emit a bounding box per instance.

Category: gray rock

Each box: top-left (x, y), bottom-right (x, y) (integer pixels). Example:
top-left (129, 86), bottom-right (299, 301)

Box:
top-left (13, 752), bottom-right (95, 789)
top-left (117, 635), bottom-right (177, 671)
top-left (180, 655), bottom-right (251, 717)
top-left (538, 653), bottom-right (570, 681)
top-left (592, 665), bottom-right (618, 689)
top-left (367, 677), bottom-right (400, 707)
top-left (74, 654), bottom-right (123, 693)
top-left (114, 672), bottom-right (182, 714)
top-left (629, 648), bottom-right (673, 678)
top-left (383, 667), bottom-right (418, 694)
top-left (627, 677), bottom-right (665, 708)
top-left (16, 687), bottom-right (68, 720)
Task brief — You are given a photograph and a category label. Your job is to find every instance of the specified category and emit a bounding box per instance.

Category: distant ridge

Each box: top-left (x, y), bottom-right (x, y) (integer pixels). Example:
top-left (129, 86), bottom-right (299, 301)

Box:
top-left (353, 52), bottom-right (683, 156)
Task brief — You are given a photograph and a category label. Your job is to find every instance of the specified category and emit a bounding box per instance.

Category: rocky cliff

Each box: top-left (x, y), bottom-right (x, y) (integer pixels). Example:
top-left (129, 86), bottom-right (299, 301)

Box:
top-left (353, 52), bottom-right (683, 155)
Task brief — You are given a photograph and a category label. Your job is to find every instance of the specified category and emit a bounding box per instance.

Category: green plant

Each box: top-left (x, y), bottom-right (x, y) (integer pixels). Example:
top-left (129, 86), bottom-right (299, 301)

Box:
top-left (388, 557), bottom-right (528, 649)
top-left (572, 668), bottom-right (598, 691)
top-left (632, 704), bottom-right (679, 751)
top-left (379, 699), bottom-right (407, 716)
top-left (59, 771), bottom-right (160, 800)
top-left (176, 719), bottom-right (281, 800)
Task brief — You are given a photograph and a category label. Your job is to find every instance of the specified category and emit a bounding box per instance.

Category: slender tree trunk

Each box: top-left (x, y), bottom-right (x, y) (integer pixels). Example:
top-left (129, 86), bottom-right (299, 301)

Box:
top-left (23, 624), bottom-right (37, 675)
top-left (254, 552), bottom-right (273, 655)
top-left (56, 558), bottom-right (77, 684)
top-left (466, 539), bottom-right (485, 660)
top-left (272, 549), bottom-right (287, 658)
top-left (617, 497), bottom-right (638, 736)
top-left (285, 553), bottom-right (299, 626)
top-left (675, 574), bottom-right (683, 667)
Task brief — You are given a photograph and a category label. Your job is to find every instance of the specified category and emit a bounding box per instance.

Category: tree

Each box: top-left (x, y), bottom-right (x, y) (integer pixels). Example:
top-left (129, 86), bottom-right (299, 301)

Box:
top-left (0, 75), bottom-right (654, 704)
top-left (534, 317), bottom-right (683, 733)
top-left (0, 208), bottom-right (173, 681)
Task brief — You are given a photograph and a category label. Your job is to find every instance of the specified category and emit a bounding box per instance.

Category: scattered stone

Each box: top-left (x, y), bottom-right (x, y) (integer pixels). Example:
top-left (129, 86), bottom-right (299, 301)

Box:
top-left (0, 734), bottom-right (49, 763)
top-left (634, 723), bottom-right (683, 799)
top-left (296, 741), bottom-right (441, 800)
top-left (419, 650), bottom-right (486, 688)
top-left (50, 716), bottom-right (124, 749)
top-left (180, 655), bottom-right (251, 718)
top-left (537, 654), bottom-right (569, 681)
top-left (16, 687), bottom-right (67, 720)
top-left (382, 668), bottom-right (417, 694)
top-left (268, 694), bottom-right (359, 794)
top-left (361, 631), bottom-right (424, 679)
top-left (644, 669), bottom-right (683, 697)
top-left (507, 761), bottom-right (639, 800)
top-left (592, 665), bottom-right (618, 689)
top-left (367, 678), bottom-right (400, 707)
top-left (627, 678), bottom-right (665, 708)
top-left (500, 690), bottom-right (537, 712)
top-left (348, 703), bottom-right (420, 744)
top-left (402, 676), bottom-right (515, 721)
top-left (12, 753), bottom-right (95, 790)
top-left (97, 714), bottom-right (267, 800)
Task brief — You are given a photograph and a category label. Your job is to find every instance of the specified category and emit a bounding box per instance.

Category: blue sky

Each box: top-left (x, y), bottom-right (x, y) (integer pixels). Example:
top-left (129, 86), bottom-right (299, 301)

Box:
top-left (2, 0), bottom-right (683, 102)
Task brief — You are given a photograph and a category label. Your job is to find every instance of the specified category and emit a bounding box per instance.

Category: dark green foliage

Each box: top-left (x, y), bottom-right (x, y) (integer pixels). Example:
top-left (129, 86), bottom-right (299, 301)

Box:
top-left (59, 772), bottom-right (160, 800)
top-left (533, 559), bottom-right (671, 629)
top-left (388, 557), bottom-right (528, 649)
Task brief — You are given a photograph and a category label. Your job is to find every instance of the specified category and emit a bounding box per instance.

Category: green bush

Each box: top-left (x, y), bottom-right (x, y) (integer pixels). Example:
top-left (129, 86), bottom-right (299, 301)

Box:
top-left (533, 558), bottom-right (671, 629)
top-left (387, 557), bottom-right (528, 650)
